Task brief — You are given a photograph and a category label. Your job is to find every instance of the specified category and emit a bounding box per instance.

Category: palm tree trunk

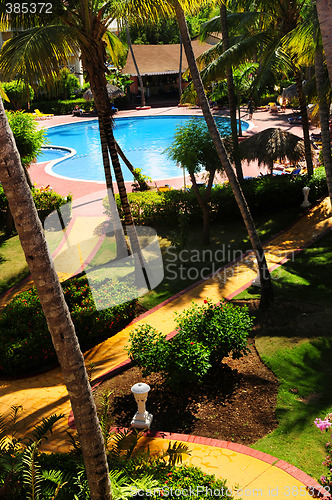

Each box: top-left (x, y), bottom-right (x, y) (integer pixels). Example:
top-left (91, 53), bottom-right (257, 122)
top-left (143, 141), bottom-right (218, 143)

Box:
top-left (219, 2), bottom-right (243, 182)
top-left (0, 98), bottom-right (112, 500)
top-left (314, 43), bottom-right (332, 206)
top-left (115, 140), bottom-right (149, 190)
top-left (99, 122), bottom-right (129, 258)
top-left (294, 70), bottom-right (314, 177)
top-left (81, 47), bottom-right (151, 289)
top-left (315, 0), bottom-right (332, 84)
top-left (172, 0), bottom-right (274, 309)
top-left (189, 172), bottom-right (210, 245)
top-left (179, 33), bottom-right (183, 98)
top-left (125, 20), bottom-right (146, 108)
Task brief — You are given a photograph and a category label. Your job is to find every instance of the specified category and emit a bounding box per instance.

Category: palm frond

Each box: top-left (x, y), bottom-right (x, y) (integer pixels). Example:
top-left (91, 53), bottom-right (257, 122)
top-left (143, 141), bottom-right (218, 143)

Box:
top-left (165, 441), bottom-right (190, 466)
top-left (22, 443), bottom-right (43, 500)
top-left (0, 25), bottom-right (80, 86)
top-left (103, 31), bottom-right (126, 69)
top-left (29, 414), bottom-right (64, 444)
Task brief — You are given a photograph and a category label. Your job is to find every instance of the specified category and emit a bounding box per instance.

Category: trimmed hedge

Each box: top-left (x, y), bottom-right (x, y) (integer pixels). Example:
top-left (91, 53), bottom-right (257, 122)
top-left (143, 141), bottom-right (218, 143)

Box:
top-left (0, 275), bottom-right (138, 377)
top-left (31, 98), bottom-right (94, 115)
top-left (104, 167), bottom-right (328, 227)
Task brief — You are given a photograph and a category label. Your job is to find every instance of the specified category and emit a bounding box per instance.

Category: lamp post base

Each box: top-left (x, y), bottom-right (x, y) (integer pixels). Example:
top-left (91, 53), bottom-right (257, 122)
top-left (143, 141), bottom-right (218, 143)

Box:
top-left (131, 411), bottom-right (153, 430)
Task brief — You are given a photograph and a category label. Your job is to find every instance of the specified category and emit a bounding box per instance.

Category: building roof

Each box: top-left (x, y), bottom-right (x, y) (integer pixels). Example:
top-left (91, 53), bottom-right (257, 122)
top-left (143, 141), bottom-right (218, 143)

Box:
top-left (122, 40), bottom-right (211, 76)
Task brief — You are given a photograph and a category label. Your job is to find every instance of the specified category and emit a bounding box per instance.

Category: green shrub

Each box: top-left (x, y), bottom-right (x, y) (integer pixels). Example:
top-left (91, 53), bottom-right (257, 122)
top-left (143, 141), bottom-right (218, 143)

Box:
top-left (105, 170), bottom-right (328, 228)
top-left (2, 80), bottom-right (34, 110)
top-left (0, 275), bottom-right (138, 377)
top-left (126, 300), bottom-right (252, 388)
top-left (6, 110), bottom-right (46, 167)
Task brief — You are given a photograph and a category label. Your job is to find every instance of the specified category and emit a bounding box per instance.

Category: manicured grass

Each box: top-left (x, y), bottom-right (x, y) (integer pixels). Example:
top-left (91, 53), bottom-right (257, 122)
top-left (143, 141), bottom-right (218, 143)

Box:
top-left (0, 234), bottom-right (29, 294)
top-left (234, 230), bottom-right (332, 480)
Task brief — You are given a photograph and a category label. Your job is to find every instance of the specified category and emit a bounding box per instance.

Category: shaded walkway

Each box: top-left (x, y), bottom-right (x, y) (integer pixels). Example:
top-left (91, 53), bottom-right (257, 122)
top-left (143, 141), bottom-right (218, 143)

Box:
top-left (0, 198), bottom-right (331, 498)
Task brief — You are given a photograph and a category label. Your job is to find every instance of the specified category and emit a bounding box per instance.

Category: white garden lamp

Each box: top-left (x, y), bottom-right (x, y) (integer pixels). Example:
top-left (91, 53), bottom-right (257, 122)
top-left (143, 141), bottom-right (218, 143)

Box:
top-left (301, 186), bottom-right (311, 208)
top-left (130, 383), bottom-right (153, 429)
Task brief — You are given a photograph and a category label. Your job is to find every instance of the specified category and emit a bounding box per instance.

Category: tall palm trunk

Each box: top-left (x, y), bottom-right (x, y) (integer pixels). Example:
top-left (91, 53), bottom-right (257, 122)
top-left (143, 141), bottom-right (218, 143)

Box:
top-left (315, 0), bottom-right (332, 83)
top-left (314, 43), bottom-right (332, 206)
top-left (172, 0), bottom-right (274, 309)
top-left (125, 20), bottom-right (146, 108)
top-left (82, 48), bottom-right (151, 289)
top-left (99, 122), bottom-right (128, 258)
top-left (219, 2), bottom-right (243, 182)
top-left (179, 33), bottom-right (183, 98)
top-left (294, 70), bottom-right (314, 177)
top-left (0, 98), bottom-right (112, 500)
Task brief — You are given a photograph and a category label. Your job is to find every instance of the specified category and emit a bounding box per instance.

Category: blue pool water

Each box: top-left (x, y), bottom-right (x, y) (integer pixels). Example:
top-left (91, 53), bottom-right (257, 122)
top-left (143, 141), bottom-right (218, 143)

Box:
top-left (38, 147), bottom-right (71, 163)
top-left (43, 116), bottom-right (249, 182)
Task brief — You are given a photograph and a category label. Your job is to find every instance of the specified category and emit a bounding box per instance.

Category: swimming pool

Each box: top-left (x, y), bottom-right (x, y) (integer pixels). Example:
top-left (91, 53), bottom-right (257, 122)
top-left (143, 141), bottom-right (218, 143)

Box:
top-left (43, 116), bottom-right (249, 182)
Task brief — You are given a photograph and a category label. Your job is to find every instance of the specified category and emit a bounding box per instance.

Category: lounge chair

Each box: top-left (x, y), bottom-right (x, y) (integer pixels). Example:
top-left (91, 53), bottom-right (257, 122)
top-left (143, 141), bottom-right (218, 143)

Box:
top-left (34, 109), bottom-right (54, 119)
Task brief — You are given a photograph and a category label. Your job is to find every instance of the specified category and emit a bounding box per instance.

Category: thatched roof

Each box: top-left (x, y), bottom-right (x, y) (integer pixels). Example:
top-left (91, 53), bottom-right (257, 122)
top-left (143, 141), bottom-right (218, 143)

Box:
top-left (239, 128), bottom-right (306, 169)
top-left (122, 40), bottom-right (211, 76)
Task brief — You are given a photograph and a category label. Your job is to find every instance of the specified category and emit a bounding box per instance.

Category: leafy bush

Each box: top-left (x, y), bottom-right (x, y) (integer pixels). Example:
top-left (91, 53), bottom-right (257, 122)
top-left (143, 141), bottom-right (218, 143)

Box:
top-left (6, 110), bottom-right (46, 167)
top-left (104, 169), bottom-right (328, 228)
top-left (0, 184), bottom-right (72, 224)
top-left (126, 300), bottom-right (252, 388)
top-left (39, 68), bottom-right (82, 100)
top-left (0, 275), bottom-right (138, 377)
top-left (2, 80), bottom-right (34, 110)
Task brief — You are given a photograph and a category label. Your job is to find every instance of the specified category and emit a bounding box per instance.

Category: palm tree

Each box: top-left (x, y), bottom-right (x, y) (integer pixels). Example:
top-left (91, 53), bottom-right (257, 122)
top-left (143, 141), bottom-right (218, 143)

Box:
top-left (315, 0), bottom-right (332, 83)
top-left (0, 0), bottom-right (151, 285)
top-left (285, 1), bottom-right (332, 207)
top-left (0, 97), bottom-right (112, 499)
top-left (170, 0), bottom-right (274, 309)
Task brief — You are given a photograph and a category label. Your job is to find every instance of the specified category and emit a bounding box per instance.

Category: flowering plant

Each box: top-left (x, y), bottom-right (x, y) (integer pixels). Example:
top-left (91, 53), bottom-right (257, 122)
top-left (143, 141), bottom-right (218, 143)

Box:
top-left (314, 413), bottom-right (332, 488)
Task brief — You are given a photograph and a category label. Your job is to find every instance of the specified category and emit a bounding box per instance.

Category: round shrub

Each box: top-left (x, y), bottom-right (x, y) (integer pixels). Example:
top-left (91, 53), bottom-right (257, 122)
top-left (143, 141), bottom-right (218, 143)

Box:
top-left (6, 110), bottom-right (46, 167)
top-left (126, 300), bottom-right (252, 388)
top-left (0, 275), bottom-right (138, 377)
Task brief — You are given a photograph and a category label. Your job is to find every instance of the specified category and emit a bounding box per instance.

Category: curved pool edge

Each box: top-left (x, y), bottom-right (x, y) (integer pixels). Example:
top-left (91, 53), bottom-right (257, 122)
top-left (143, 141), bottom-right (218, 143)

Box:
top-left (39, 114), bottom-right (251, 184)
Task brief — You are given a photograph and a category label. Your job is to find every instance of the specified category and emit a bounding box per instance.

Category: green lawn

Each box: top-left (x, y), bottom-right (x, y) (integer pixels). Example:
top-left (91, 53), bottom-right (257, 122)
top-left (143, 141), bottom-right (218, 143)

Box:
top-left (0, 234), bottom-right (29, 294)
top-left (235, 231), bottom-right (332, 480)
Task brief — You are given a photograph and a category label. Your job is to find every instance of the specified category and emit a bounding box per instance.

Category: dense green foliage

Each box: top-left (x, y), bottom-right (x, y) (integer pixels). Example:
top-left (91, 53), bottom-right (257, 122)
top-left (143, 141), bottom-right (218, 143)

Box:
top-left (0, 184), bottom-right (71, 222)
top-left (126, 300), bottom-right (252, 388)
top-left (6, 110), bottom-right (46, 167)
top-left (37, 68), bottom-right (82, 100)
top-left (0, 275), bottom-right (138, 377)
top-left (0, 408), bottom-right (234, 500)
top-left (104, 168), bottom-right (328, 227)
top-left (2, 80), bottom-right (34, 109)
top-left (165, 118), bottom-right (222, 174)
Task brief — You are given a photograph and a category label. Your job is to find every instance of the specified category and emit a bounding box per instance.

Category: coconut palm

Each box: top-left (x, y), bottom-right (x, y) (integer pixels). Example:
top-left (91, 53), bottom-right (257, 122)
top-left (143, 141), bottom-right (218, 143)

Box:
top-left (0, 0), bottom-right (154, 282)
top-left (285, 0), bottom-right (332, 207)
top-left (193, 0), bottom-right (315, 177)
top-left (315, 0), bottom-right (332, 84)
top-left (239, 127), bottom-right (306, 174)
top-left (0, 97), bottom-right (112, 499)
top-left (169, 0), bottom-right (274, 309)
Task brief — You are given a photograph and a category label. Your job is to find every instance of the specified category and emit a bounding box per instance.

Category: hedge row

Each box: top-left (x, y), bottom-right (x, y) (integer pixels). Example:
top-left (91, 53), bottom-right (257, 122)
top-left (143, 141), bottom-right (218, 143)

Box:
top-left (31, 98), bottom-right (94, 115)
top-left (103, 168), bottom-right (328, 227)
top-left (0, 275), bottom-right (138, 377)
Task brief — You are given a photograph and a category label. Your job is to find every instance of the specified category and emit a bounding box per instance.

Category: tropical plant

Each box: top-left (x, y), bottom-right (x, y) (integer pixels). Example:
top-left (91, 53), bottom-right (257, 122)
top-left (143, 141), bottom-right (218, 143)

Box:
top-left (6, 111), bottom-right (46, 169)
top-left (314, 413), bottom-right (332, 489)
top-left (165, 118), bottom-right (223, 244)
top-left (169, 0), bottom-right (274, 309)
top-left (1, 80), bottom-right (34, 109)
top-left (315, 0), bottom-right (332, 84)
top-left (0, 0), bottom-right (151, 278)
top-left (0, 97), bottom-right (112, 498)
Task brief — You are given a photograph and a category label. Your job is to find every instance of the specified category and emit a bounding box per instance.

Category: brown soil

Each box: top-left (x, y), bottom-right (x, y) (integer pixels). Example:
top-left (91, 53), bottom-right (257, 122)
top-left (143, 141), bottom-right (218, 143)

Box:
top-left (93, 300), bottom-right (280, 445)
